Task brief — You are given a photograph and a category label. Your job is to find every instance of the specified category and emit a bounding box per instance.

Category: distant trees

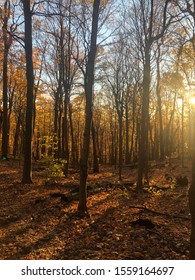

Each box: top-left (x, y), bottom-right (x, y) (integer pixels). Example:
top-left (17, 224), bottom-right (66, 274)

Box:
top-left (103, 35), bottom-right (133, 180)
top-left (126, 0), bottom-right (177, 190)
top-left (1, 2), bottom-right (195, 258)
top-left (175, 0), bottom-right (195, 260)
top-left (0, 1), bottom-right (190, 167)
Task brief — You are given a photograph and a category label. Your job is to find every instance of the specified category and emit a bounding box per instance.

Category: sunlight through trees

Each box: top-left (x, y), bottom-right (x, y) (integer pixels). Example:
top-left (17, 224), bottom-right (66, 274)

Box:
top-left (1, 0), bottom-right (195, 259)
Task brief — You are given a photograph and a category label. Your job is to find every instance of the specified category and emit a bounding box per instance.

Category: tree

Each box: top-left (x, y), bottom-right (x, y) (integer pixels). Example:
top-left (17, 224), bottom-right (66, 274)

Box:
top-left (126, 0), bottom-right (176, 190)
top-left (175, 0), bottom-right (195, 260)
top-left (78, 0), bottom-right (100, 213)
top-left (190, 102), bottom-right (195, 259)
top-left (22, 0), bottom-right (34, 184)
top-left (155, 41), bottom-right (165, 160)
top-left (104, 38), bottom-right (128, 180)
top-left (1, 0), bottom-right (12, 160)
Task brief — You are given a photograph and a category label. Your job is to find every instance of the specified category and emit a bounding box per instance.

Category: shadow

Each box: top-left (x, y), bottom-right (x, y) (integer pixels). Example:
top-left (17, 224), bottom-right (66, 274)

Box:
top-left (0, 159), bottom-right (190, 260)
top-left (0, 215), bottom-right (20, 228)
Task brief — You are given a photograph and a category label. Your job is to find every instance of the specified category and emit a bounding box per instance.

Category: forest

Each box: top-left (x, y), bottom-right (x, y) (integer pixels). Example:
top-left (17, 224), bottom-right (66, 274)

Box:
top-left (0, 0), bottom-right (195, 260)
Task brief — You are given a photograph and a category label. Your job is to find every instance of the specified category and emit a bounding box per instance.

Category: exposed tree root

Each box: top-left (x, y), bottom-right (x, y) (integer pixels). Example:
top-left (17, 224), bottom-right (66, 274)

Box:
top-left (129, 205), bottom-right (191, 220)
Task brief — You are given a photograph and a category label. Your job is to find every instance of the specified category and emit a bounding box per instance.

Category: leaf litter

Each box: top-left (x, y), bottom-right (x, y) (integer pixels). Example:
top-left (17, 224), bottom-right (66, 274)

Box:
top-left (0, 158), bottom-right (191, 259)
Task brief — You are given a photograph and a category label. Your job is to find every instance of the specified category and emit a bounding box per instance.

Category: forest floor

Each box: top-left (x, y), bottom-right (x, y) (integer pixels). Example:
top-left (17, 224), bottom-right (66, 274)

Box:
top-left (0, 158), bottom-right (191, 260)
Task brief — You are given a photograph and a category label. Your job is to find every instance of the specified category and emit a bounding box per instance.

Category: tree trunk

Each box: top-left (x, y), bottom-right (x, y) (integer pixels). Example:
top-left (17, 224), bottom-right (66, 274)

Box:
top-left (129, 87), bottom-right (136, 163)
top-left (92, 120), bottom-right (99, 173)
top-left (69, 103), bottom-right (77, 168)
top-left (58, 109), bottom-right (62, 159)
top-left (137, 47), bottom-right (150, 189)
top-left (54, 91), bottom-right (59, 158)
top-left (156, 46), bottom-right (165, 160)
top-left (62, 1), bottom-right (72, 176)
top-left (189, 107), bottom-right (195, 259)
top-left (13, 111), bottom-right (21, 158)
top-left (118, 114), bottom-right (123, 180)
top-left (22, 0), bottom-right (34, 184)
top-left (35, 127), bottom-right (41, 160)
top-left (62, 108), bottom-right (69, 176)
top-left (78, 0), bottom-right (100, 213)
top-left (2, 0), bottom-right (11, 160)
top-left (125, 99), bottom-right (130, 164)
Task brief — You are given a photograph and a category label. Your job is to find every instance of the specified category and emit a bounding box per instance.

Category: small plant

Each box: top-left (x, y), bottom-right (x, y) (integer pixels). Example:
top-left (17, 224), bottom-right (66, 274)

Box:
top-left (39, 156), bottom-right (65, 180)
top-left (46, 161), bottom-right (64, 178)
top-left (117, 188), bottom-right (129, 198)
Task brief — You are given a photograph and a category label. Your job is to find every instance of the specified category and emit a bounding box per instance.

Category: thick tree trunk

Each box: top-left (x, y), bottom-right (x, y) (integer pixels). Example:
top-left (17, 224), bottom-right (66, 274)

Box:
top-left (137, 48), bottom-right (150, 190)
top-left (78, 0), bottom-right (100, 213)
top-left (22, 0), bottom-right (34, 184)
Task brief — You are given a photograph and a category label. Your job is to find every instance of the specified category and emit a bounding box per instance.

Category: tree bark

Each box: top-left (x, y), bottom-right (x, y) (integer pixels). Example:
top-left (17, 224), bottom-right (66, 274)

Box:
top-left (92, 120), bottom-right (99, 173)
top-left (22, 0), bottom-right (34, 184)
top-left (189, 106), bottom-right (195, 259)
top-left (156, 46), bottom-right (165, 160)
top-left (13, 111), bottom-right (22, 158)
top-left (118, 113), bottom-right (123, 180)
top-left (78, 0), bottom-right (100, 213)
top-left (137, 46), bottom-right (151, 189)
top-left (69, 103), bottom-right (78, 167)
top-left (2, 0), bottom-right (11, 160)
top-left (125, 98), bottom-right (130, 164)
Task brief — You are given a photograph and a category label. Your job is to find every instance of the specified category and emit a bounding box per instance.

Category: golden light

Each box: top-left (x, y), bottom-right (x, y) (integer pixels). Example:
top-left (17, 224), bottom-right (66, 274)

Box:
top-left (177, 98), bottom-right (183, 107)
top-left (190, 97), bottom-right (195, 104)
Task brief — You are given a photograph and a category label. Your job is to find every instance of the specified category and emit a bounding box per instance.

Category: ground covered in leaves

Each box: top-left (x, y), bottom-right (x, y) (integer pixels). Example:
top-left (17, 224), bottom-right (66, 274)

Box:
top-left (0, 158), bottom-right (191, 260)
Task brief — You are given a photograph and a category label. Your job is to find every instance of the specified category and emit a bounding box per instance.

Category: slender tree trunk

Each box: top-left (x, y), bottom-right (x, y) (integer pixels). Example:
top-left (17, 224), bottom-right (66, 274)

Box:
top-left (13, 111), bottom-right (21, 158)
top-left (2, 0), bottom-right (11, 160)
top-left (92, 120), bottom-right (99, 173)
top-left (78, 0), bottom-right (100, 213)
top-left (58, 109), bottom-right (62, 159)
top-left (62, 0), bottom-right (72, 176)
top-left (62, 89), bottom-right (69, 176)
top-left (2, 43), bottom-right (8, 159)
top-left (164, 92), bottom-right (177, 157)
top-left (0, 110), bottom-right (3, 133)
top-left (156, 47), bottom-right (165, 160)
top-left (35, 127), bottom-right (41, 160)
top-left (125, 100), bottom-right (130, 164)
top-left (129, 88), bottom-right (136, 162)
top-left (118, 114), bottom-right (123, 180)
top-left (189, 106), bottom-right (195, 259)
top-left (22, 0), bottom-right (34, 184)
top-left (69, 103), bottom-right (77, 167)
top-left (54, 91), bottom-right (59, 158)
